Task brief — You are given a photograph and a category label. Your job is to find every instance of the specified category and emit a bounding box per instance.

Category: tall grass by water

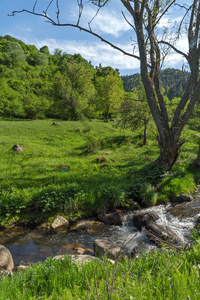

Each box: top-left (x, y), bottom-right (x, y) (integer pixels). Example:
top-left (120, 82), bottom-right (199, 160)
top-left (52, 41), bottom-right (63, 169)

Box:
top-left (1, 236), bottom-right (200, 299)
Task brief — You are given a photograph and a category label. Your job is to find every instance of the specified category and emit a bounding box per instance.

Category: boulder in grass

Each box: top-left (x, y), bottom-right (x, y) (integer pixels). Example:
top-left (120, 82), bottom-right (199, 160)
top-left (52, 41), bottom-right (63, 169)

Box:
top-left (54, 254), bottom-right (99, 265)
top-left (12, 144), bottom-right (24, 152)
top-left (17, 265), bottom-right (30, 271)
top-left (0, 245), bottom-right (14, 271)
top-left (105, 152), bottom-right (112, 155)
top-left (95, 157), bottom-right (108, 163)
top-left (93, 239), bottom-right (126, 260)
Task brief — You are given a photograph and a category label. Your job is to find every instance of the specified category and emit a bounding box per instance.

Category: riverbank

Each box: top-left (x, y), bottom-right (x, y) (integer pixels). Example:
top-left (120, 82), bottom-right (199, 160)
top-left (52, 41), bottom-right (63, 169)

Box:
top-left (1, 232), bottom-right (200, 299)
top-left (1, 192), bottom-right (200, 268)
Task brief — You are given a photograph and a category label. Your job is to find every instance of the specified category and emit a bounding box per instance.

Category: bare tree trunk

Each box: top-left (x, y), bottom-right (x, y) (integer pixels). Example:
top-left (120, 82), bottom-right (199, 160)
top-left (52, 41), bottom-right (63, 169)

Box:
top-left (143, 120), bottom-right (148, 146)
top-left (156, 140), bottom-right (182, 171)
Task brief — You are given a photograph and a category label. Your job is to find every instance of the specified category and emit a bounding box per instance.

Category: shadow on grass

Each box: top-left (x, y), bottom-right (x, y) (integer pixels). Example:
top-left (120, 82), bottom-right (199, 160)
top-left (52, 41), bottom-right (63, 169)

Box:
top-left (0, 118), bottom-right (33, 122)
top-left (76, 135), bottom-right (140, 155)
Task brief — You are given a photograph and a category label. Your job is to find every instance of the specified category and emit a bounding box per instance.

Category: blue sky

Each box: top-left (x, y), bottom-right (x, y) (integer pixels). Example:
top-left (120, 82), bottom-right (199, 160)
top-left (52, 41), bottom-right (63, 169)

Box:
top-left (0, 0), bottom-right (188, 75)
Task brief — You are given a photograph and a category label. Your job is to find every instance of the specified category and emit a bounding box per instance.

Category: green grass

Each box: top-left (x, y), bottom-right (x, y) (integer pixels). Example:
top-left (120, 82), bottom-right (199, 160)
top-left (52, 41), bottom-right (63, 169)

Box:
top-left (1, 236), bottom-right (200, 299)
top-left (0, 118), bottom-right (200, 226)
top-left (1, 118), bottom-right (200, 299)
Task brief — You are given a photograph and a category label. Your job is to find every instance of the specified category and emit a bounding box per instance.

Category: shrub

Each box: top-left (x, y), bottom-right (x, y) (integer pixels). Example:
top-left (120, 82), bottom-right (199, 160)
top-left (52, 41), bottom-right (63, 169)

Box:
top-left (140, 183), bottom-right (158, 206)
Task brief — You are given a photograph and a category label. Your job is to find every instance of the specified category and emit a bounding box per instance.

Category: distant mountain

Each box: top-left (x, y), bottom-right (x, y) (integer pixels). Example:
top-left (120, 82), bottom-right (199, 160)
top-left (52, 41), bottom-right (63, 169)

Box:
top-left (121, 68), bottom-right (190, 100)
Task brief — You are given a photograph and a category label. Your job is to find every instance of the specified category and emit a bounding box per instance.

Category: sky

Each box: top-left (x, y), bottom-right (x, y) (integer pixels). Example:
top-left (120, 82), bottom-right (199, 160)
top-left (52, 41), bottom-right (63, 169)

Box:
top-left (0, 0), bottom-right (189, 75)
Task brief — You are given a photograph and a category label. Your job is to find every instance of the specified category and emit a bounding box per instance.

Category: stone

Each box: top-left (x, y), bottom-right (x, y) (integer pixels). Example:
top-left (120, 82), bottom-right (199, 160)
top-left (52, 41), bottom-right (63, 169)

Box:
top-left (107, 259), bottom-right (116, 265)
top-left (145, 222), bottom-right (183, 248)
top-left (51, 216), bottom-right (69, 230)
top-left (71, 255), bottom-right (99, 264)
top-left (12, 144), bottom-right (24, 152)
top-left (75, 128), bottom-right (81, 132)
top-left (174, 194), bottom-right (194, 204)
top-left (71, 220), bottom-right (102, 231)
top-left (17, 265), bottom-right (30, 271)
top-left (167, 200), bottom-right (200, 220)
top-left (128, 200), bottom-right (141, 210)
top-left (93, 239), bottom-right (126, 260)
top-left (0, 245), bottom-right (14, 271)
top-left (98, 210), bottom-right (126, 226)
top-left (53, 254), bottom-right (99, 265)
top-left (57, 243), bottom-right (94, 256)
top-left (0, 270), bottom-right (13, 278)
top-left (95, 157), bottom-right (108, 163)
top-left (133, 212), bottom-right (159, 231)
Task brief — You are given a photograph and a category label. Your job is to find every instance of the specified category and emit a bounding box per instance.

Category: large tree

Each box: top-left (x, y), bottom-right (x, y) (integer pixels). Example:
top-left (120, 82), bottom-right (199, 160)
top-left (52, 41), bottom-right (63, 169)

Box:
top-left (52, 54), bottom-right (96, 120)
top-left (12, 0), bottom-right (200, 171)
top-left (94, 67), bottom-right (124, 121)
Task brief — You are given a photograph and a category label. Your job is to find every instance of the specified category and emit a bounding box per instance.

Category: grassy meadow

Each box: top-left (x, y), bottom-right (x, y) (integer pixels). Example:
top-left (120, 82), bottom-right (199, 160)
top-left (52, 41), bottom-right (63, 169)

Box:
top-left (0, 117), bottom-right (200, 226)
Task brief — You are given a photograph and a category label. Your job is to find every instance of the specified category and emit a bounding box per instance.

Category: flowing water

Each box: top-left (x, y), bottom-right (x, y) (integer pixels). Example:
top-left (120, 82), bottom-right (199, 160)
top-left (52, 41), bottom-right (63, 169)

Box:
top-left (1, 196), bottom-right (200, 267)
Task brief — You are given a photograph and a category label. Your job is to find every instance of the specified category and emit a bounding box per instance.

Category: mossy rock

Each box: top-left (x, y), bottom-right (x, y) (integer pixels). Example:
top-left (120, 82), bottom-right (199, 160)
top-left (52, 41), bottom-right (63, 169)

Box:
top-left (95, 157), bottom-right (108, 163)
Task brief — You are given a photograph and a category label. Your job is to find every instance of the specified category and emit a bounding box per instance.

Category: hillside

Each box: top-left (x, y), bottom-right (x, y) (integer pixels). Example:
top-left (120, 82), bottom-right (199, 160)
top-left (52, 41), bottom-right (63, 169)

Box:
top-left (0, 35), bottom-right (123, 121)
top-left (121, 68), bottom-right (190, 100)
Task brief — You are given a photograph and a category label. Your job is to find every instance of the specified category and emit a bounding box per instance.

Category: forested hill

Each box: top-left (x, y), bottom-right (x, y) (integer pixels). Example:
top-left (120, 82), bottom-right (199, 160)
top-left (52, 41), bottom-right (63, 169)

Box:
top-left (121, 68), bottom-right (190, 100)
top-left (0, 35), bottom-right (124, 120)
top-left (0, 35), bottom-right (190, 120)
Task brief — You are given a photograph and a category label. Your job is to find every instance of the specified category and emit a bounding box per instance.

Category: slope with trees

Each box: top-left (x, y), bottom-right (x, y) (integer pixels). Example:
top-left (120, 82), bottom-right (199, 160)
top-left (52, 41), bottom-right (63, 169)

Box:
top-left (0, 35), bottom-right (126, 121)
top-left (121, 69), bottom-right (190, 100)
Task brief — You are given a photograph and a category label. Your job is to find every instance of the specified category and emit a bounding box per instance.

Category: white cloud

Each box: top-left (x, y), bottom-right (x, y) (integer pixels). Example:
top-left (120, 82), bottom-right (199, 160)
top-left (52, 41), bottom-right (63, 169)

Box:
top-left (22, 28), bottom-right (33, 33)
top-left (70, 6), bottom-right (132, 38)
top-left (176, 36), bottom-right (188, 52)
top-left (157, 16), bottom-right (183, 29)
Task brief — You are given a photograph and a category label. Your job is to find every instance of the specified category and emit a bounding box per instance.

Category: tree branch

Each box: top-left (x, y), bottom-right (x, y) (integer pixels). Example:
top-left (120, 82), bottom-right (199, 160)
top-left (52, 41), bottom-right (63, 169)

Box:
top-left (158, 40), bottom-right (188, 60)
top-left (152, 0), bottom-right (176, 31)
top-left (10, 9), bottom-right (141, 61)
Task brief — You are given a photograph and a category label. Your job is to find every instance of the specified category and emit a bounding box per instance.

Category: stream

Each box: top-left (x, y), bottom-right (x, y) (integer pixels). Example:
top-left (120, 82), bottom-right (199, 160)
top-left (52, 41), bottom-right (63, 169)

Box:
top-left (1, 192), bottom-right (200, 267)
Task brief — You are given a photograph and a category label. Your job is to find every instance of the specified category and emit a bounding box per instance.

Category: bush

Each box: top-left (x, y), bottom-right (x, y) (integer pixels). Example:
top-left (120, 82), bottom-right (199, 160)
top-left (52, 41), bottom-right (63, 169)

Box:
top-left (140, 183), bottom-right (158, 206)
